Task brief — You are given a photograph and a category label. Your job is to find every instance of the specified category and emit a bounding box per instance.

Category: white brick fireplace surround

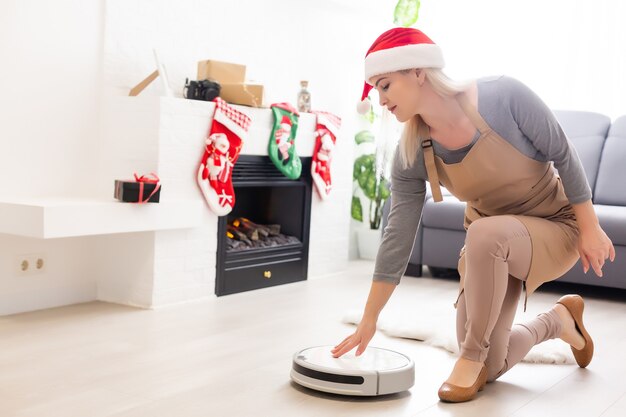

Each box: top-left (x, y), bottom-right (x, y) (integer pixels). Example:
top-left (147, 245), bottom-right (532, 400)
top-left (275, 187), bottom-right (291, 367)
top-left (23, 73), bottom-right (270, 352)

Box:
top-left (0, 97), bottom-right (352, 315)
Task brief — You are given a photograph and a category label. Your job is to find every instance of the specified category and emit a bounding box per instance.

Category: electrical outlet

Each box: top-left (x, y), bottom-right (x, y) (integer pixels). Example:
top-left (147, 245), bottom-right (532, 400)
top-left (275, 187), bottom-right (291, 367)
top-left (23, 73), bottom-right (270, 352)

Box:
top-left (16, 257), bottom-right (30, 274)
top-left (15, 253), bottom-right (46, 275)
top-left (32, 254), bottom-right (46, 274)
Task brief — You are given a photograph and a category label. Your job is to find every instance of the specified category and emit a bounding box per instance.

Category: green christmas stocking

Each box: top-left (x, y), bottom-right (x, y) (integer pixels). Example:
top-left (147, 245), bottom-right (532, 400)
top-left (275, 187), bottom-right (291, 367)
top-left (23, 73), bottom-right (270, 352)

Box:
top-left (269, 102), bottom-right (302, 179)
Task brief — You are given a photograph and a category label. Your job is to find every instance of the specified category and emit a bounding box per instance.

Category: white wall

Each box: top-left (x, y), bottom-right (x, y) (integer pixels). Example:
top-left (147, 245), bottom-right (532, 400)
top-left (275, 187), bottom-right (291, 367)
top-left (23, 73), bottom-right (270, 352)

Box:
top-left (0, 0), bottom-right (105, 315)
top-left (0, 0), bottom-right (104, 198)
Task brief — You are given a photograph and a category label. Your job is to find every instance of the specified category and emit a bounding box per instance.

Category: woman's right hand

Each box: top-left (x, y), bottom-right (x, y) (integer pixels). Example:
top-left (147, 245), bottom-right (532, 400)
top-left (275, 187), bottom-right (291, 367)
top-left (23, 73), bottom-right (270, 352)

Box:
top-left (331, 318), bottom-right (377, 358)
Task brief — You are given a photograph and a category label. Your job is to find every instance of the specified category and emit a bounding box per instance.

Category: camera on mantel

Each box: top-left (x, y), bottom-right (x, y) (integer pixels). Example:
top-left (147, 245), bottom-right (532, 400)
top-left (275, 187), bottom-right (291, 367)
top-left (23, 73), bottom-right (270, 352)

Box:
top-left (183, 78), bottom-right (221, 101)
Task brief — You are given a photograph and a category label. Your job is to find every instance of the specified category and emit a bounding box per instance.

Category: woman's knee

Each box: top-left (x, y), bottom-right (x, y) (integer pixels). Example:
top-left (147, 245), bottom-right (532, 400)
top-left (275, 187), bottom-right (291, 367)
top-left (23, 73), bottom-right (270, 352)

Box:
top-left (465, 216), bottom-right (528, 254)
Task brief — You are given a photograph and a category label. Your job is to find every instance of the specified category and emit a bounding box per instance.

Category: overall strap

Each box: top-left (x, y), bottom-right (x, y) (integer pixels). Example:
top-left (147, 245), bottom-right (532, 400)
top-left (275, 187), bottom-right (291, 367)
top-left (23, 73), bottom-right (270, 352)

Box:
top-left (421, 138), bottom-right (443, 202)
top-left (420, 90), bottom-right (486, 204)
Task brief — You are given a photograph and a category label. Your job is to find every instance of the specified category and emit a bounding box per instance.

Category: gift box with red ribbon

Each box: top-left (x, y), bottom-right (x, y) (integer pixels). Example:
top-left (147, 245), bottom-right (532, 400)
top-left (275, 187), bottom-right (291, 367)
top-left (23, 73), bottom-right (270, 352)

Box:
top-left (114, 173), bottom-right (161, 203)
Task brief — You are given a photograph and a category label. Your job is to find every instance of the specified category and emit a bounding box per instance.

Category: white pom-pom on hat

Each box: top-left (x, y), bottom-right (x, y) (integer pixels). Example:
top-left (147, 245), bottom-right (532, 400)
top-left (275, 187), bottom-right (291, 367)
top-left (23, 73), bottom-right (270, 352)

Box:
top-left (356, 98), bottom-right (371, 115)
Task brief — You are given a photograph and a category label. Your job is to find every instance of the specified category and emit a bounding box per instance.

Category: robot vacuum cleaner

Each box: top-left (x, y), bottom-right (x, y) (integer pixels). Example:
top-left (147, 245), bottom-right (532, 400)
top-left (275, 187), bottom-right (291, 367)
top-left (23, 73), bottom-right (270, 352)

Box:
top-left (290, 345), bottom-right (415, 396)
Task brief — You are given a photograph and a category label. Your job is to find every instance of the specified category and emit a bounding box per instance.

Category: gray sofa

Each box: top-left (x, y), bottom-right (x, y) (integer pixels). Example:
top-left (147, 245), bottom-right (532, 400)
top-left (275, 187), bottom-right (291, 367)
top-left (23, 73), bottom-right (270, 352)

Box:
top-left (382, 111), bottom-right (626, 289)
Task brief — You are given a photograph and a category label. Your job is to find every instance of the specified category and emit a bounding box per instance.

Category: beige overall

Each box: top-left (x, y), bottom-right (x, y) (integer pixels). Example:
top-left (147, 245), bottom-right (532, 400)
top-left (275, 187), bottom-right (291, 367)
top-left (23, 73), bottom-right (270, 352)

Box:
top-left (421, 91), bottom-right (581, 372)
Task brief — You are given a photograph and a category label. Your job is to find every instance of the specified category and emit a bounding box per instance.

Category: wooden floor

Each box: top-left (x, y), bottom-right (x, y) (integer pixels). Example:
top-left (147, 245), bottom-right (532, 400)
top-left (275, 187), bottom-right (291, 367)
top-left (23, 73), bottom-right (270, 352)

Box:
top-left (2, 260), bottom-right (626, 417)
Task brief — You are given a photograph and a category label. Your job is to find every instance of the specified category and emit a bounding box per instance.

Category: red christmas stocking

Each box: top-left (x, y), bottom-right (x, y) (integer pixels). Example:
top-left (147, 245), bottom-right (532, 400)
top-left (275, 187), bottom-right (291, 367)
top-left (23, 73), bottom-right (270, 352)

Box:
top-left (310, 110), bottom-right (341, 200)
top-left (197, 97), bottom-right (251, 216)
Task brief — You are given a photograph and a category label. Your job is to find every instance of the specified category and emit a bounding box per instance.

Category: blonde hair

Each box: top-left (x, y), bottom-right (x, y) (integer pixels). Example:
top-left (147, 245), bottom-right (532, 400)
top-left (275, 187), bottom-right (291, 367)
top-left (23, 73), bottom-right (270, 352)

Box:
top-left (398, 68), bottom-right (473, 169)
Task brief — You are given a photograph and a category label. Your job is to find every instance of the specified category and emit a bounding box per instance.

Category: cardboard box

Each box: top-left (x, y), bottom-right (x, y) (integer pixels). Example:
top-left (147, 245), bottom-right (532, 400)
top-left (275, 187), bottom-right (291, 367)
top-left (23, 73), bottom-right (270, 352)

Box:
top-left (197, 60), bottom-right (246, 84)
top-left (220, 83), bottom-right (265, 107)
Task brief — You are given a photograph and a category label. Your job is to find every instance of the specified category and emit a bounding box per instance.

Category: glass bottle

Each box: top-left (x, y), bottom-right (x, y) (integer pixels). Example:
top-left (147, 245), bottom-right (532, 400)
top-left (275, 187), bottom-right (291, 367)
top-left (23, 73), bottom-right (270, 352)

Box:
top-left (297, 80), bottom-right (311, 112)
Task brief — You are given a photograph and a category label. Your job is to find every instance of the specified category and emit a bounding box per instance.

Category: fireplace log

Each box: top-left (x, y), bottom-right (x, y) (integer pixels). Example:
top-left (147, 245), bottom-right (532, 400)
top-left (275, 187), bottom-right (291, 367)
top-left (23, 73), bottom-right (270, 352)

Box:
top-left (233, 221), bottom-right (259, 241)
top-left (237, 217), bottom-right (270, 238)
top-left (266, 224), bottom-right (281, 236)
top-left (227, 225), bottom-right (252, 244)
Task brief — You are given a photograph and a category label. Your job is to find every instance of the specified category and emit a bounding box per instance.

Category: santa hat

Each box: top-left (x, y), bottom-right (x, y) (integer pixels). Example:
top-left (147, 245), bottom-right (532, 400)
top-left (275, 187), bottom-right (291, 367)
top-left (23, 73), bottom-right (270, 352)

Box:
top-left (357, 27), bottom-right (445, 114)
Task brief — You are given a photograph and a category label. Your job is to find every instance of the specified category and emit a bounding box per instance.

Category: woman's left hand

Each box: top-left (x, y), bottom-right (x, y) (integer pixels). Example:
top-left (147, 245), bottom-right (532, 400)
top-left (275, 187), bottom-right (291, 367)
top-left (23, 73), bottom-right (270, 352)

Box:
top-left (577, 224), bottom-right (615, 277)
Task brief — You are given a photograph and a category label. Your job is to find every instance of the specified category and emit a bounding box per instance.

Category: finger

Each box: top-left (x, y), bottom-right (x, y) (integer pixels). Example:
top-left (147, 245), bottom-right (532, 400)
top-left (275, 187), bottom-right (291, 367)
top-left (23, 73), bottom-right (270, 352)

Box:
top-left (596, 252), bottom-right (605, 266)
top-left (332, 336), bottom-right (356, 354)
top-left (610, 243), bottom-right (616, 262)
top-left (590, 257), bottom-right (603, 277)
top-left (333, 335), bottom-right (351, 349)
top-left (356, 331), bottom-right (374, 356)
top-left (356, 340), bottom-right (370, 356)
top-left (334, 333), bottom-right (356, 348)
top-left (331, 338), bottom-right (351, 353)
top-left (580, 253), bottom-right (590, 274)
top-left (333, 340), bottom-right (358, 358)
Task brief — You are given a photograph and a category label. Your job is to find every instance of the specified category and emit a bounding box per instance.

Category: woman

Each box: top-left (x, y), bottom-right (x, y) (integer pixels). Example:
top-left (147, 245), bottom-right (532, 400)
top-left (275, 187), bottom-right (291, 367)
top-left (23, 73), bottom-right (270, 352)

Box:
top-left (331, 27), bottom-right (615, 403)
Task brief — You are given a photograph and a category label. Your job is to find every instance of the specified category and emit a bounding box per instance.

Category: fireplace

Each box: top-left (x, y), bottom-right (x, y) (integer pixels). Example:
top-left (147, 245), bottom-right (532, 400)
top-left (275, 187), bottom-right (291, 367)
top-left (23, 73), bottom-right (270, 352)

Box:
top-left (215, 155), bottom-right (312, 296)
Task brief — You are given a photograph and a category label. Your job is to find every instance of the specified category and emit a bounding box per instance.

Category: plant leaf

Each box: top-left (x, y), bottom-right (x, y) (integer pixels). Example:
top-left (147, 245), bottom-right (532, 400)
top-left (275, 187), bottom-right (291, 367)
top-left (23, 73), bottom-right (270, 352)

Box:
top-left (363, 172), bottom-right (377, 200)
top-left (393, 0), bottom-right (420, 27)
top-left (378, 178), bottom-right (391, 200)
top-left (354, 154), bottom-right (375, 195)
top-left (354, 130), bottom-right (375, 145)
top-left (351, 196), bottom-right (363, 221)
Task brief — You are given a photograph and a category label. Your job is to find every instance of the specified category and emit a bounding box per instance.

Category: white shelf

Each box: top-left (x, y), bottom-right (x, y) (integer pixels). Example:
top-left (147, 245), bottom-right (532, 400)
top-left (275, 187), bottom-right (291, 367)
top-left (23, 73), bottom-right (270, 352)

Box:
top-left (0, 197), bottom-right (204, 239)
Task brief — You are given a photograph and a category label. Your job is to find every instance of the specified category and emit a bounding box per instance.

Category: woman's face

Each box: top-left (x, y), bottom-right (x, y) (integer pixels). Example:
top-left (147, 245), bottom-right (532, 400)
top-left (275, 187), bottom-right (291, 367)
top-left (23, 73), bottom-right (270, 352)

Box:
top-left (369, 69), bottom-right (424, 122)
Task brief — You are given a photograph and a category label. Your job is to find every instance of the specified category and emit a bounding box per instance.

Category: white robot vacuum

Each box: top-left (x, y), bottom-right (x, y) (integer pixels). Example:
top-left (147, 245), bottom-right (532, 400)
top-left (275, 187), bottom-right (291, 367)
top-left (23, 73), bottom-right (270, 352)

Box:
top-left (290, 345), bottom-right (415, 396)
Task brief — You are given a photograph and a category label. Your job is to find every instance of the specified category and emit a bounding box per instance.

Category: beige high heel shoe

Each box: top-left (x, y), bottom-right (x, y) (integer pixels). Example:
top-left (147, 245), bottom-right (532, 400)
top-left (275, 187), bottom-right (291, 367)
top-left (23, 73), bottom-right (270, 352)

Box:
top-left (438, 364), bottom-right (488, 403)
top-left (557, 294), bottom-right (594, 368)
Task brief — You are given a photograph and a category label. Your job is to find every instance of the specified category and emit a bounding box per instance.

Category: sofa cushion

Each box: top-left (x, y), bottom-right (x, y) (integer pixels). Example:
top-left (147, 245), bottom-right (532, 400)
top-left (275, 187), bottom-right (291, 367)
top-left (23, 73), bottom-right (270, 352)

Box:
top-left (593, 115), bottom-right (626, 205)
top-left (592, 204), bottom-right (626, 246)
top-left (422, 194), bottom-right (466, 231)
top-left (553, 110), bottom-right (611, 191)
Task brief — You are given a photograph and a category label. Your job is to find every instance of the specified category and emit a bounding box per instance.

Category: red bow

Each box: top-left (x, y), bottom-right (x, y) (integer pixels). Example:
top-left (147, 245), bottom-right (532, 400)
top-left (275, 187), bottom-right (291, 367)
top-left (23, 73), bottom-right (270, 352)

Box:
top-left (133, 172), bottom-right (161, 204)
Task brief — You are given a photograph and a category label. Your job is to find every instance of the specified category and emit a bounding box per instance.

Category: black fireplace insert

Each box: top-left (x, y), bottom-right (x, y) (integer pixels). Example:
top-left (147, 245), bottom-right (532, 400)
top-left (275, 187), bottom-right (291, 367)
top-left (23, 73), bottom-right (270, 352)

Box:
top-left (215, 155), bottom-right (312, 296)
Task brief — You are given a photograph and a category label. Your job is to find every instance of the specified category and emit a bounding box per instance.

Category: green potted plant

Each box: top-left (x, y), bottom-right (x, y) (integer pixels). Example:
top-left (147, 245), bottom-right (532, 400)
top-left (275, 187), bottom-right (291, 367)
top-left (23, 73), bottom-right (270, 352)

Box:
top-left (351, 108), bottom-right (396, 259)
top-left (352, 137), bottom-right (391, 230)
